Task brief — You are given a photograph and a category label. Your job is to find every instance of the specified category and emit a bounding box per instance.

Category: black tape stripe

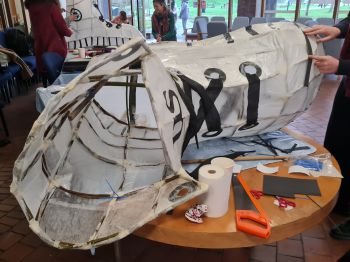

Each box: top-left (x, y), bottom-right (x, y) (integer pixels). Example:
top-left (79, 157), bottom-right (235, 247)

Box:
top-left (224, 33), bottom-right (234, 43)
top-left (245, 74), bottom-right (260, 126)
top-left (177, 75), bottom-right (222, 151)
top-left (245, 25), bottom-right (259, 36)
top-left (294, 23), bottom-right (313, 87)
top-left (303, 33), bottom-right (313, 87)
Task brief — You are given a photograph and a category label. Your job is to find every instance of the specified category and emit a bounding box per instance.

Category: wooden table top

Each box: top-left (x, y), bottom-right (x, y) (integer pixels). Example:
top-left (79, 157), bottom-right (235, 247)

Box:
top-left (134, 129), bottom-right (341, 249)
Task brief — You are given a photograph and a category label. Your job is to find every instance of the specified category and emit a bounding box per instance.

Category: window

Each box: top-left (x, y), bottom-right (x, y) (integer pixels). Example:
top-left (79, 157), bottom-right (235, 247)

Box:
top-left (299, 0), bottom-right (336, 19)
top-left (263, 0), bottom-right (348, 21)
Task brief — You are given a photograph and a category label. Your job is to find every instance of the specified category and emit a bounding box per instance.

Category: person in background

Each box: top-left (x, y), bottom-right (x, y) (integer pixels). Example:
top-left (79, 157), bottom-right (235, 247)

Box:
top-left (111, 11), bottom-right (129, 24)
top-left (179, 0), bottom-right (189, 35)
top-left (24, 0), bottom-right (72, 83)
top-left (169, 0), bottom-right (177, 23)
top-left (152, 0), bottom-right (177, 42)
top-left (304, 12), bottom-right (350, 262)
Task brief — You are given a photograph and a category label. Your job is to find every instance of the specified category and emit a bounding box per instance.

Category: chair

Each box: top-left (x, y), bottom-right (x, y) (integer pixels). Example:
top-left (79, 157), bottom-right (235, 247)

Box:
top-left (42, 52), bottom-right (65, 87)
top-left (0, 99), bottom-right (9, 137)
top-left (232, 16), bottom-right (249, 31)
top-left (316, 18), bottom-right (334, 26)
top-left (250, 17), bottom-right (267, 25)
top-left (267, 17), bottom-right (285, 23)
top-left (196, 18), bottom-right (209, 40)
top-left (0, 31), bottom-right (6, 47)
top-left (207, 21), bottom-right (228, 38)
top-left (185, 16), bottom-right (209, 41)
top-left (211, 16), bottom-right (225, 22)
top-left (305, 20), bottom-right (318, 27)
top-left (296, 17), bottom-right (312, 25)
top-left (0, 72), bottom-right (12, 103)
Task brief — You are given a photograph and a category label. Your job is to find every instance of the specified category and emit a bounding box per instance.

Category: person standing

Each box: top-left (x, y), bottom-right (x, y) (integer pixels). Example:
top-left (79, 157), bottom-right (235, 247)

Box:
top-left (152, 0), bottom-right (177, 42)
top-left (179, 0), bottom-right (189, 34)
top-left (305, 13), bottom-right (350, 216)
top-left (24, 0), bottom-right (72, 82)
top-left (304, 13), bottom-right (350, 261)
top-left (169, 0), bottom-right (177, 23)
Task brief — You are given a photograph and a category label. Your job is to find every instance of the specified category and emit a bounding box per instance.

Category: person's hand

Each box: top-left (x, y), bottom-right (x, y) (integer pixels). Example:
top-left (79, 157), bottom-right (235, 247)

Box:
top-left (156, 34), bottom-right (162, 42)
top-left (309, 55), bottom-right (339, 74)
top-left (304, 25), bottom-right (341, 43)
top-left (69, 14), bottom-right (78, 22)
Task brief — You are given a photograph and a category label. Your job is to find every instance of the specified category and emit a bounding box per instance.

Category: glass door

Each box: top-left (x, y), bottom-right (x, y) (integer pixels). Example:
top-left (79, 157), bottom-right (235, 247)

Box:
top-left (299, 0), bottom-right (336, 19)
top-left (110, 0), bottom-right (134, 24)
top-left (132, 0), bottom-right (145, 34)
top-left (264, 0), bottom-right (297, 21)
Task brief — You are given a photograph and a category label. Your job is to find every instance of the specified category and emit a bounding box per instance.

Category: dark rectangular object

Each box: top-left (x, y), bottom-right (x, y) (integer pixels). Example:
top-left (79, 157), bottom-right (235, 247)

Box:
top-left (263, 175), bottom-right (321, 198)
top-left (62, 61), bottom-right (89, 73)
top-left (232, 175), bottom-right (255, 210)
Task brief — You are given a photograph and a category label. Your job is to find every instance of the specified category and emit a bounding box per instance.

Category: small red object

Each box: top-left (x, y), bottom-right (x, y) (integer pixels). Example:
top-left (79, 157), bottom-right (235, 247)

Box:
top-left (276, 196), bottom-right (296, 208)
top-left (250, 190), bottom-right (263, 200)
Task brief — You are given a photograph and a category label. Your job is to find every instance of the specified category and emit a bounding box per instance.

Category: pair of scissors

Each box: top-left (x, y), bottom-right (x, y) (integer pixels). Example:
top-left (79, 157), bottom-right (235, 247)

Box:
top-left (250, 190), bottom-right (264, 200)
top-left (276, 196), bottom-right (296, 208)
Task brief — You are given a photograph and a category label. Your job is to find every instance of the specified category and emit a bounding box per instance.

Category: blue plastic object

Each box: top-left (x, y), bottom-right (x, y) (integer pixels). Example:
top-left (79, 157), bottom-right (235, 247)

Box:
top-left (294, 159), bottom-right (323, 171)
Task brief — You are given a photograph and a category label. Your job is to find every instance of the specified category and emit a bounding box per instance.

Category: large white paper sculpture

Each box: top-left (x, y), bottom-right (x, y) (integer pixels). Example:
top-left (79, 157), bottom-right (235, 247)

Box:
top-left (11, 22), bottom-right (324, 249)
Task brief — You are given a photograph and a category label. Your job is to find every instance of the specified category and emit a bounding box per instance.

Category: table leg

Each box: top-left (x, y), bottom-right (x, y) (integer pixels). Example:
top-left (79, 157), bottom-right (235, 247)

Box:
top-left (114, 240), bottom-right (122, 262)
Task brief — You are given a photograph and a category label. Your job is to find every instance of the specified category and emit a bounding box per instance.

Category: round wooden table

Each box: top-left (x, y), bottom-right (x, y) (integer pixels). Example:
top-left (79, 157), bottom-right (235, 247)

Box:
top-left (134, 129), bottom-right (341, 249)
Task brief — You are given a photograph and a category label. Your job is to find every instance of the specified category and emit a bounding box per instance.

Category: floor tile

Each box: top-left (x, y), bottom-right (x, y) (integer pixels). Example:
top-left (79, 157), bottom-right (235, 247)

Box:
top-left (277, 239), bottom-right (303, 258)
top-left (302, 236), bottom-right (332, 256)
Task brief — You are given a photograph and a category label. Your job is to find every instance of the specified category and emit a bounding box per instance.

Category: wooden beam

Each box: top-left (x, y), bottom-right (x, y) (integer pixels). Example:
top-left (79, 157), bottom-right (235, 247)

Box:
top-left (197, 0), bottom-right (201, 17)
top-left (0, 1), bottom-right (7, 29)
top-left (20, 0), bottom-right (28, 34)
top-left (261, 0), bottom-right (265, 17)
top-left (228, 0), bottom-right (233, 31)
top-left (295, 0), bottom-right (301, 22)
top-left (333, 0), bottom-right (340, 22)
top-left (3, 0), bottom-right (13, 27)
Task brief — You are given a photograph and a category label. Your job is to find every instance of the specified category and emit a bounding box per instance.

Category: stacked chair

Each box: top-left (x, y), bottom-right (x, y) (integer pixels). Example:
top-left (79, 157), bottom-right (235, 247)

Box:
top-left (211, 16), bottom-right (225, 22)
top-left (250, 17), bottom-right (267, 25)
top-left (232, 16), bottom-right (249, 31)
top-left (296, 17), bottom-right (312, 25)
top-left (185, 16), bottom-right (209, 41)
top-left (207, 21), bottom-right (228, 38)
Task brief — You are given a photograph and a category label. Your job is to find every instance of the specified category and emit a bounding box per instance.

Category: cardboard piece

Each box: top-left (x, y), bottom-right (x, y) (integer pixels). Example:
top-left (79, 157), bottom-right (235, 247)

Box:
top-left (263, 175), bottom-right (321, 198)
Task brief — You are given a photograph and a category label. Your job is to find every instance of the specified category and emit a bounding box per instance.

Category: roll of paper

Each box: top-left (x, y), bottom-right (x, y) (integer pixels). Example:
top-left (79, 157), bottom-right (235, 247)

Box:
top-left (198, 164), bottom-right (230, 218)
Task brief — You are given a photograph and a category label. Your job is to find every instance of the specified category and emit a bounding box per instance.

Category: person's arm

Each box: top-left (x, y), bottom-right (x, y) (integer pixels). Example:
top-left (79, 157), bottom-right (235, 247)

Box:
top-left (51, 4), bottom-right (72, 37)
top-left (337, 59), bottom-right (350, 76)
top-left (334, 12), bottom-right (350, 38)
top-left (161, 13), bottom-right (176, 41)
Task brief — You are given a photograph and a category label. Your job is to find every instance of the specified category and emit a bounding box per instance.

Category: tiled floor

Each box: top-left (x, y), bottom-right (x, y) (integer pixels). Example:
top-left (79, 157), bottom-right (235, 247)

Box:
top-left (0, 77), bottom-right (350, 262)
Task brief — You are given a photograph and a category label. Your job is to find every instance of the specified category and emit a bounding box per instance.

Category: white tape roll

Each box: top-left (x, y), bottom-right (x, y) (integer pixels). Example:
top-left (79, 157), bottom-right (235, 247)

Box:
top-left (198, 164), bottom-right (230, 218)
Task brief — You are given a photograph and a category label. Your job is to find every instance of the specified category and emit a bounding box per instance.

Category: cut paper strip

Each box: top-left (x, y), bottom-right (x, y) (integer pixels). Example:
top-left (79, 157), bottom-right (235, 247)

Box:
top-left (288, 165), bottom-right (311, 176)
top-left (232, 164), bottom-right (242, 174)
top-left (257, 163), bottom-right (279, 174)
top-left (288, 165), bottom-right (343, 178)
top-left (273, 200), bottom-right (294, 211)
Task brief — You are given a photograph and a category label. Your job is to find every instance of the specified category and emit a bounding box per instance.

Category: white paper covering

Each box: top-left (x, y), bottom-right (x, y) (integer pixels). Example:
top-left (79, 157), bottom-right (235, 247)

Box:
top-left (11, 22), bottom-right (323, 249)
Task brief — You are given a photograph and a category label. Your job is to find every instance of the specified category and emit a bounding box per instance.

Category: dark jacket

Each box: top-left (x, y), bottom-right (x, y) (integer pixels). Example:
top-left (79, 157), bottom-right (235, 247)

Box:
top-left (152, 11), bottom-right (177, 41)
